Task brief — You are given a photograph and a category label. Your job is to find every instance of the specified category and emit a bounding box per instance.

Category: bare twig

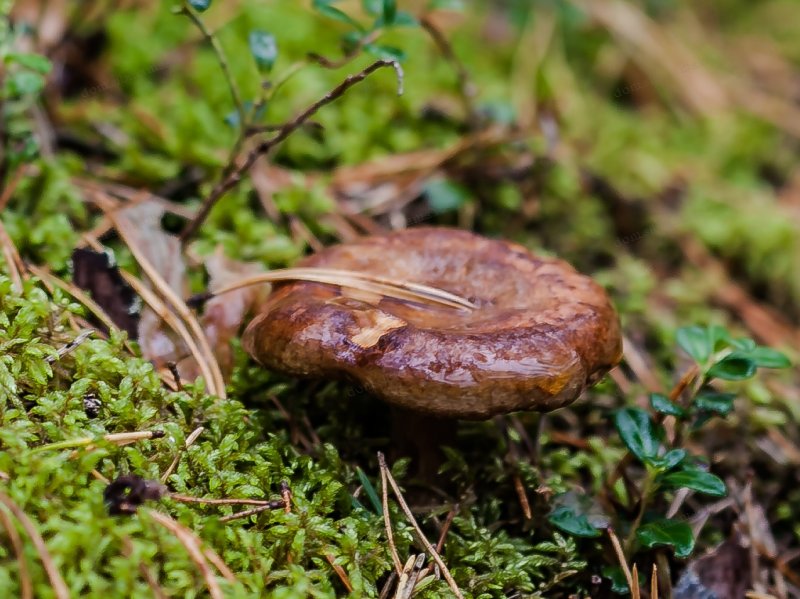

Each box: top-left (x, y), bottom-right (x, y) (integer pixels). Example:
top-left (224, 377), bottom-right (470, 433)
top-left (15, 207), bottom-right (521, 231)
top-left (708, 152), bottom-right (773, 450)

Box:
top-left (0, 491), bottom-right (70, 599)
top-left (218, 500), bottom-right (287, 523)
top-left (377, 452), bottom-right (464, 599)
top-left (180, 3), bottom-right (245, 135)
top-left (45, 329), bottom-right (95, 363)
top-left (420, 16), bottom-right (479, 126)
top-left (170, 495), bottom-right (274, 507)
top-left (180, 59), bottom-right (404, 241)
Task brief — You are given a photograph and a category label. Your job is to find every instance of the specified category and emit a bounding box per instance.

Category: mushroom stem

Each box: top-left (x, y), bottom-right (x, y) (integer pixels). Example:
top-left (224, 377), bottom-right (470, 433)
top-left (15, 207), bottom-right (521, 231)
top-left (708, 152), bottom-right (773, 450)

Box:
top-left (390, 407), bottom-right (457, 485)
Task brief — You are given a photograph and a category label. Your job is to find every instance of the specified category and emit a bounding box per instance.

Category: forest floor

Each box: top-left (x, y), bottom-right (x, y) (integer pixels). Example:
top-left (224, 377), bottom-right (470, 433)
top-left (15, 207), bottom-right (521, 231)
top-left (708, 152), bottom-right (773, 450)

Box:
top-left (1, 0), bottom-right (800, 597)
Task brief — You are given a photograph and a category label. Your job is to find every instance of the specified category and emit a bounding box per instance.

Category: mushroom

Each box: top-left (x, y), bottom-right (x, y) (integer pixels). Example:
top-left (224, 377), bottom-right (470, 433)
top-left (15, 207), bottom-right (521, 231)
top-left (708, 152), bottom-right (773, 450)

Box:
top-left (243, 227), bottom-right (622, 477)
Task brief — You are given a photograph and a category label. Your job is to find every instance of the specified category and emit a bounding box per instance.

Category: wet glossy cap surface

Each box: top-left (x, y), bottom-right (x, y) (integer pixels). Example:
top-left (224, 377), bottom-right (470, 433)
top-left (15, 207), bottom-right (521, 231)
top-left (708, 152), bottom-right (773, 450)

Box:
top-left (243, 227), bottom-right (622, 419)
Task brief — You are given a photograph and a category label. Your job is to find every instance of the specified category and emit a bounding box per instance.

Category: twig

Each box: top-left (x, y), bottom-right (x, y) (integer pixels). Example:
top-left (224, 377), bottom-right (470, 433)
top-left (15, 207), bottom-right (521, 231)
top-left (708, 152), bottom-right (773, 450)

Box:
top-left (0, 490), bottom-right (70, 599)
top-left (420, 16), bottom-right (479, 127)
top-left (218, 500), bottom-right (287, 523)
top-left (0, 507), bottom-right (33, 599)
top-left (377, 452), bottom-right (465, 599)
top-left (170, 494), bottom-right (274, 507)
top-left (180, 3), bottom-right (245, 135)
top-left (651, 564), bottom-right (658, 599)
top-left (180, 59), bottom-right (404, 242)
top-left (45, 329), bottom-right (95, 363)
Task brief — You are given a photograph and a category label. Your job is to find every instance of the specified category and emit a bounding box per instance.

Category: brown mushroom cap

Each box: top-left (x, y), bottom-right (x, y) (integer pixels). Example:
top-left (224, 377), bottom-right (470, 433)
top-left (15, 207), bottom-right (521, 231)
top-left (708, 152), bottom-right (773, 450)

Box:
top-left (243, 227), bottom-right (622, 419)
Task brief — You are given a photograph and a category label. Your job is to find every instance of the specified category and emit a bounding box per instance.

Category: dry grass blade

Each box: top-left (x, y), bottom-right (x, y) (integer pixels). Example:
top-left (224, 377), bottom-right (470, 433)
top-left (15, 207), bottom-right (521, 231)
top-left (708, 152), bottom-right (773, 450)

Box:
top-left (33, 430), bottom-right (164, 453)
top-left (651, 564), bottom-right (658, 599)
top-left (147, 510), bottom-right (227, 599)
top-left (631, 564), bottom-right (640, 599)
top-left (0, 507), bottom-right (33, 599)
top-left (204, 268), bottom-right (477, 311)
top-left (0, 217), bottom-right (25, 292)
top-left (83, 232), bottom-right (220, 396)
top-left (377, 452), bottom-right (465, 599)
top-left (98, 202), bottom-right (226, 397)
top-left (324, 553), bottom-right (354, 593)
top-left (608, 528), bottom-right (635, 594)
top-left (0, 490), bottom-right (70, 599)
top-left (380, 457), bottom-right (403, 575)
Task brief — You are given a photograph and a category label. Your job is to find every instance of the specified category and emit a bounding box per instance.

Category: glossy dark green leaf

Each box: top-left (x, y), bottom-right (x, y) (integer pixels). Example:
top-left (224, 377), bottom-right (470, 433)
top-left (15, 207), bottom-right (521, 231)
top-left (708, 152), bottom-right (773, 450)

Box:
top-left (548, 505), bottom-right (601, 538)
top-left (676, 325), bottom-right (711, 364)
top-left (707, 354), bottom-right (756, 381)
top-left (650, 448), bottom-right (687, 471)
top-left (661, 470), bottom-right (727, 497)
top-left (614, 407), bottom-right (661, 463)
top-left (694, 391), bottom-right (735, 416)
top-left (636, 518), bottom-right (695, 557)
top-left (746, 347), bottom-right (791, 369)
top-left (188, 0), bottom-right (212, 12)
top-left (249, 30), bottom-right (278, 72)
top-left (601, 565), bottom-right (631, 595)
top-left (649, 392), bottom-right (686, 418)
top-left (729, 337), bottom-right (756, 352)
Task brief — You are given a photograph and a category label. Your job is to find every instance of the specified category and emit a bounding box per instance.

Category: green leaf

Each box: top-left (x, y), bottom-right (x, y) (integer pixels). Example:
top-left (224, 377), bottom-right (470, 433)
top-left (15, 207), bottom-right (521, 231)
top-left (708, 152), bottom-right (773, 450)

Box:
top-left (363, 43), bottom-right (405, 61)
top-left (424, 179), bottom-right (469, 213)
top-left (661, 470), bottom-right (727, 497)
top-left (676, 326), bottom-right (711, 364)
top-left (382, 0), bottom-right (397, 24)
top-left (313, 0), bottom-right (365, 30)
top-left (636, 518), bottom-right (695, 558)
top-left (362, 0), bottom-right (381, 15)
top-left (746, 347), bottom-right (791, 369)
top-left (601, 565), bottom-right (631, 595)
top-left (356, 467), bottom-right (382, 516)
top-left (649, 393), bottom-right (686, 418)
top-left (729, 337), bottom-right (756, 352)
top-left (7, 52), bottom-right (52, 74)
top-left (249, 30), bottom-right (278, 72)
top-left (7, 71), bottom-right (46, 96)
top-left (649, 448), bottom-right (686, 471)
top-left (548, 505), bottom-right (601, 538)
top-left (187, 0), bottom-right (212, 12)
top-left (707, 354), bottom-right (757, 381)
top-left (614, 407), bottom-right (661, 463)
top-left (694, 392), bottom-right (735, 416)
